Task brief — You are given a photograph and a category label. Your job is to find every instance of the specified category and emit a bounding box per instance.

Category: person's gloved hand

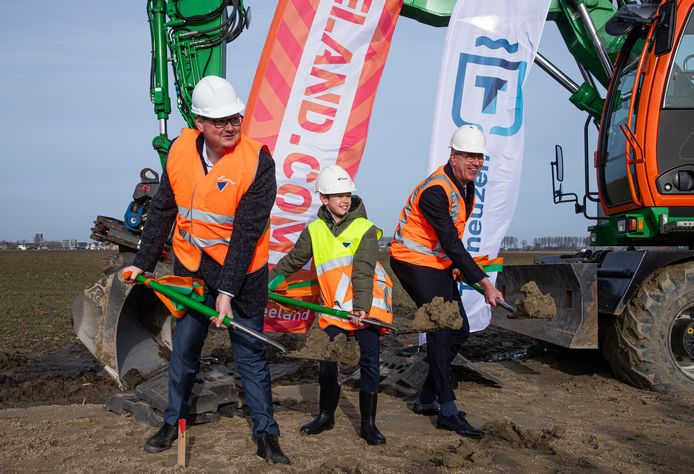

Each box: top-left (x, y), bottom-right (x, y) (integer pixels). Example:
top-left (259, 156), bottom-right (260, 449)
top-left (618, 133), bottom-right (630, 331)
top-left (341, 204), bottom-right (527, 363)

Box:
top-left (268, 274), bottom-right (288, 292)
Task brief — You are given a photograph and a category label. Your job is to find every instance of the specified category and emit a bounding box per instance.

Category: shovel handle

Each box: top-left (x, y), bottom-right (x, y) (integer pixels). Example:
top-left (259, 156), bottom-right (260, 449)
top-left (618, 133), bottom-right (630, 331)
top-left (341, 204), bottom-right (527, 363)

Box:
top-left (269, 292), bottom-right (401, 332)
top-left (133, 274), bottom-right (288, 353)
top-left (352, 315), bottom-right (400, 333)
top-left (468, 281), bottom-right (515, 314)
top-left (495, 297), bottom-right (516, 314)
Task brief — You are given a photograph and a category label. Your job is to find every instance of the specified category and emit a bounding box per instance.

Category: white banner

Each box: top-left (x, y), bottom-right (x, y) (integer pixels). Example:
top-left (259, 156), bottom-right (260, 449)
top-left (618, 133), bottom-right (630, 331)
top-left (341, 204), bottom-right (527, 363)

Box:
top-left (428, 0), bottom-right (551, 332)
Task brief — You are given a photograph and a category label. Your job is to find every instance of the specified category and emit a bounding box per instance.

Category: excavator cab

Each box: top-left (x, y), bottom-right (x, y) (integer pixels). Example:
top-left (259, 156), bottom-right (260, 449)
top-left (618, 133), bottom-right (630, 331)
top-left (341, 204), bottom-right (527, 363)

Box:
top-left (593, 0), bottom-right (694, 245)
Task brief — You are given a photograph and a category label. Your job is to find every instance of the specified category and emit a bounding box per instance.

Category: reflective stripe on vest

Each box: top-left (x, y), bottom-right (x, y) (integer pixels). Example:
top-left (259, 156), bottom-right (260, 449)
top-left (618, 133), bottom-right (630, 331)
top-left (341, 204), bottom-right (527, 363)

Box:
top-left (308, 217), bottom-right (393, 331)
top-left (179, 228), bottom-right (229, 247)
top-left (371, 263), bottom-right (392, 312)
top-left (167, 128), bottom-right (269, 273)
top-left (177, 205), bottom-right (235, 226)
top-left (315, 255), bottom-right (353, 277)
top-left (391, 166), bottom-right (470, 269)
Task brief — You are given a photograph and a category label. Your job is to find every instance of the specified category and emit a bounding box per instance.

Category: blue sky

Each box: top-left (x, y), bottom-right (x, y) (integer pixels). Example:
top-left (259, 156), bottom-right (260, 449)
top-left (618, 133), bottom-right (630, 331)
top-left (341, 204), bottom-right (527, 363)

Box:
top-left (0, 2), bottom-right (594, 242)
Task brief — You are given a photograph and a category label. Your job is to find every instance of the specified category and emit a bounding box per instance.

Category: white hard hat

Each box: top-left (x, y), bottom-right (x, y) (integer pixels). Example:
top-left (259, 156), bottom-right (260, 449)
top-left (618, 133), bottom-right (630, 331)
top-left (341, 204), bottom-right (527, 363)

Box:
top-left (191, 76), bottom-right (245, 118)
top-left (450, 125), bottom-right (487, 154)
top-left (315, 165), bottom-right (356, 194)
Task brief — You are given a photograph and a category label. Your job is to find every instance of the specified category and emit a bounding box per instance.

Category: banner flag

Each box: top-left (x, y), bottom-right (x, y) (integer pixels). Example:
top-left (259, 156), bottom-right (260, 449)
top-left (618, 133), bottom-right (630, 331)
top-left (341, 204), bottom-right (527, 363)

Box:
top-left (244, 0), bottom-right (402, 332)
top-left (428, 0), bottom-right (551, 332)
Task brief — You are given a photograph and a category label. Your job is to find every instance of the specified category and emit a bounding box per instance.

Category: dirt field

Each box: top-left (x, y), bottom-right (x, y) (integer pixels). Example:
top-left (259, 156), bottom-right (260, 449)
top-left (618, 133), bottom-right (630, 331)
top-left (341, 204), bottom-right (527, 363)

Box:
top-left (1, 251), bottom-right (693, 472)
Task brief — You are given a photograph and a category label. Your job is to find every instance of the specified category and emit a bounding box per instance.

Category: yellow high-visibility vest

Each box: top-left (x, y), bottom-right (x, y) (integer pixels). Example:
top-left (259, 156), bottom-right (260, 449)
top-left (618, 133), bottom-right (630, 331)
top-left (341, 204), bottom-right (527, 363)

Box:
top-left (308, 217), bottom-right (393, 331)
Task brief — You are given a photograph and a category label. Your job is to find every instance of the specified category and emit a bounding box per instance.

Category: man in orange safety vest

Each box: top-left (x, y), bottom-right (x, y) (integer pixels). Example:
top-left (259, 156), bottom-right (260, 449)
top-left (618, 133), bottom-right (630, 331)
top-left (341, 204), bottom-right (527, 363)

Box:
top-left (123, 76), bottom-right (288, 464)
top-left (390, 124), bottom-right (504, 439)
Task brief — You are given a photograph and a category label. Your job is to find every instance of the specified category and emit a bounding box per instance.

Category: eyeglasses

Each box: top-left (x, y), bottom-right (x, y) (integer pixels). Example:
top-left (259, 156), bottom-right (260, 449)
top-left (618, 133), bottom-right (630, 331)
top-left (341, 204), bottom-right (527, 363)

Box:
top-left (453, 152), bottom-right (485, 164)
top-left (205, 115), bottom-right (243, 128)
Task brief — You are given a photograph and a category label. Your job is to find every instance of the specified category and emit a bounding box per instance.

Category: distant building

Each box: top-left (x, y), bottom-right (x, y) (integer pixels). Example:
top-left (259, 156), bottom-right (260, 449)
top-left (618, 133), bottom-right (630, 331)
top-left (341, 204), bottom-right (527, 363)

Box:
top-left (33, 233), bottom-right (44, 245)
top-left (88, 242), bottom-right (117, 251)
top-left (17, 244), bottom-right (29, 251)
top-left (61, 239), bottom-right (78, 250)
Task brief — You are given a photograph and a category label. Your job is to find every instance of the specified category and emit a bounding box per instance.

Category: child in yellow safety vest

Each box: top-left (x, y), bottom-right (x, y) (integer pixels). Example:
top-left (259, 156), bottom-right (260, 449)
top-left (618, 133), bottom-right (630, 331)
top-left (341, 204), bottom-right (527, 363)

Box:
top-left (268, 165), bottom-right (393, 445)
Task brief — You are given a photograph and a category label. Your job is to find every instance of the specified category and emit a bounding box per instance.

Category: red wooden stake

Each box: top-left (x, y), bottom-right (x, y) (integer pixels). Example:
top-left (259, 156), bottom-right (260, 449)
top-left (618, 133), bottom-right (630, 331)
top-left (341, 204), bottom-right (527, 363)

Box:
top-left (177, 419), bottom-right (186, 466)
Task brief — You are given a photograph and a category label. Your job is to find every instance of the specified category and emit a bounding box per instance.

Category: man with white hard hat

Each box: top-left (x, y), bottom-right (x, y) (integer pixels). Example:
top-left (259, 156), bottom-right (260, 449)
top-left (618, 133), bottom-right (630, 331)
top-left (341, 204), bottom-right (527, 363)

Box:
top-left (390, 124), bottom-right (503, 439)
top-left (123, 75), bottom-right (289, 464)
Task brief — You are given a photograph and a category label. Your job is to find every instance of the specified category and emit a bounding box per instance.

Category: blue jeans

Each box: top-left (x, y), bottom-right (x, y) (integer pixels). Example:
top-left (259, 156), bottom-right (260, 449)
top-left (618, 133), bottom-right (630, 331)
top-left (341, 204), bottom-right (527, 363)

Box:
top-left (318, 324), bottom-right (381, 393)
top-left (163, 294), bottom-right (279, 437)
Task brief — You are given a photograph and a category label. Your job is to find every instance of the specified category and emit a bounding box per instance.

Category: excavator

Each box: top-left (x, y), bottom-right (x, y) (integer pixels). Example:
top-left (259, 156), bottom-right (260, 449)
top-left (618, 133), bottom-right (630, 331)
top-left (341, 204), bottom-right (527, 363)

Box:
top-left (74, 0), bottom-right (694, 395)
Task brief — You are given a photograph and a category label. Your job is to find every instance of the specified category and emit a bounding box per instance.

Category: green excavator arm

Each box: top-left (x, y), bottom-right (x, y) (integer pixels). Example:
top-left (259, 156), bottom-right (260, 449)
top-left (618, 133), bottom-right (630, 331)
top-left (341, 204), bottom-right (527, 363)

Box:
top-left (147, 0), bottom-right (248, 167)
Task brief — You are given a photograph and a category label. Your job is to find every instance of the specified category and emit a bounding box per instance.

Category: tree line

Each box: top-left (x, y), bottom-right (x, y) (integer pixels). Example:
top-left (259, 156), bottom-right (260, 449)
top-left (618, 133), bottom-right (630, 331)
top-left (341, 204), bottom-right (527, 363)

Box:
top-left (501, 235), bottom-right (590, 250)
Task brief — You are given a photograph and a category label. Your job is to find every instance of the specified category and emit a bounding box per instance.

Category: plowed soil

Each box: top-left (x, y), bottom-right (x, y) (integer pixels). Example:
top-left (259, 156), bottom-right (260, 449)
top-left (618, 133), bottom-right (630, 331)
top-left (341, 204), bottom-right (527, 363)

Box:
top-left (1, 251), bottom-right (693, 472)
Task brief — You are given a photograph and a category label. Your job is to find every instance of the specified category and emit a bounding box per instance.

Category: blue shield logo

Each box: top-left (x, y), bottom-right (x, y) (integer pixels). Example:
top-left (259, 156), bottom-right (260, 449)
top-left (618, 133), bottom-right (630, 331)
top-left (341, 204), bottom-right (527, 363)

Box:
top-left (451, 36), bottom-right (527, 137)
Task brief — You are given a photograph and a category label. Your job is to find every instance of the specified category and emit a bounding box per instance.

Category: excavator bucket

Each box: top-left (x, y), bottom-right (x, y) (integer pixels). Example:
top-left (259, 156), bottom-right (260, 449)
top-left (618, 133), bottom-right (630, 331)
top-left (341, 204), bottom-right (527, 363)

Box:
top-left (72, 264), bottom-right (173, 389)
top-left (491, 262), bottom-right (598, 349)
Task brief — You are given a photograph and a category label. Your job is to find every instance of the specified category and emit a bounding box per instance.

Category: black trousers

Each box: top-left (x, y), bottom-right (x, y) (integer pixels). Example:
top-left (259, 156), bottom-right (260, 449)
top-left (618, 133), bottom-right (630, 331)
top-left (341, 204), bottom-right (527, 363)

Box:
top-left (390, 257), bottom-right (469, 403)
top-left (319, 324), bottom-right (381, 393)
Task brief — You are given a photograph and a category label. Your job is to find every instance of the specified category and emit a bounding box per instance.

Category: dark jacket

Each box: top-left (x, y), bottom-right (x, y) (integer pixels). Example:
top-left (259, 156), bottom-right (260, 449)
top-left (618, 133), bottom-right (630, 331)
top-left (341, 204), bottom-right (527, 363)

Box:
top-left (133, 133), bottom-right (276, 316)
top-left (398, 162), bottom-right (485, 285)
top-left (268, 196), bottom-right (379, 312)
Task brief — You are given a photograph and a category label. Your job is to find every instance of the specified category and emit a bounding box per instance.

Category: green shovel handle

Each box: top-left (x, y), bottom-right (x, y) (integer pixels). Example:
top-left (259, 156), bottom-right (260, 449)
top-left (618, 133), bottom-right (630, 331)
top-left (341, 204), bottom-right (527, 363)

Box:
top-left (268, 292), bottom-right (400, 333)
top-left (133, 274), bottom-right (288, 353)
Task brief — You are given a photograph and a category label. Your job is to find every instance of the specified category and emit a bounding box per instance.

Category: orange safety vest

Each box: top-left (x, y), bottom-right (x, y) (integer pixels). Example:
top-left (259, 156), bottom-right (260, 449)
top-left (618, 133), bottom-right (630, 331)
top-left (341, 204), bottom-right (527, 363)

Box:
top-left (390, 165), bottom-right (470, 269)
top-left (167, 128), bottom-right (270, 273)
top-left (308, 217), bottom-right (393, 331)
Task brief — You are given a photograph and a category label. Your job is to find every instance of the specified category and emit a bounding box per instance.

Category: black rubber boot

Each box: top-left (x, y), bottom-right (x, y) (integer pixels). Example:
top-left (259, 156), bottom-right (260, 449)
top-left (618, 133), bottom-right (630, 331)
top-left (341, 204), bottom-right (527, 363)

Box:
top-left (144, 423), bottom-right (178, 453)
top-left (300, 386), bottom-right (341, 435)
top-left (359, 390), bottom-right (385, 445)
top-left (256, 434), bottom-right (291, 465)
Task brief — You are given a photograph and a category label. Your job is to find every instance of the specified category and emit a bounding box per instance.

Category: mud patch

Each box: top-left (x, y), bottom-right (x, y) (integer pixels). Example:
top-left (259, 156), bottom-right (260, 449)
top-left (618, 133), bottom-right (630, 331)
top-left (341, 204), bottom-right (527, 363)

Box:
top-left (485, 418), bottom-right (564, 454)
top-left (121, 368), bottom-right (144, 389)
top-left (316, 456), bottom-right (364, 473)
top-left (411, 297), bottom-right (461, 332)
top-left (513, 281), bottom-right (557, 319)
top-left (430, 439), bottom-right (492, 469)
top-left (1, 344), bottom-right (101, 382)
top-left (0, 374), bottom-right (117, 409)
top-left (0, 344), bottom-right (117, 409)
top-left (287, 331), bottom-right (360, 365)
top-left (0, 351), bottom-right (30, 371)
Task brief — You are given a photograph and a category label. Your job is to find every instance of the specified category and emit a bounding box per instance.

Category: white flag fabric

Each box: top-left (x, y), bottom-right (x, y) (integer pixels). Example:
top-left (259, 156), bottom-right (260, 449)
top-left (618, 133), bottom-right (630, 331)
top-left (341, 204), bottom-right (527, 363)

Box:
top-left (428, 0), bottom-right (551, 332)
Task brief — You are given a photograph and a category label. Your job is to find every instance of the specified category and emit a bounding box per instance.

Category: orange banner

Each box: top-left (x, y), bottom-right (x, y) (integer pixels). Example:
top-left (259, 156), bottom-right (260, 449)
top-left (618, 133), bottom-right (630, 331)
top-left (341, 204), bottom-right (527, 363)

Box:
top-left (244, 0), bottom-right (401, 333)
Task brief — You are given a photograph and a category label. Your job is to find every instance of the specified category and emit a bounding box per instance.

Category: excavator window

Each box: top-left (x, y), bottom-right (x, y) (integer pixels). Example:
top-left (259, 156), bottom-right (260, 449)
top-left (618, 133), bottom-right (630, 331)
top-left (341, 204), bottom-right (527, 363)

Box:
top-left (664, 9), bottom-right (694, 108)
top-left (658, 5), bottom-right (694, 177)
top-left (602, 40), bottom-right (642, 207)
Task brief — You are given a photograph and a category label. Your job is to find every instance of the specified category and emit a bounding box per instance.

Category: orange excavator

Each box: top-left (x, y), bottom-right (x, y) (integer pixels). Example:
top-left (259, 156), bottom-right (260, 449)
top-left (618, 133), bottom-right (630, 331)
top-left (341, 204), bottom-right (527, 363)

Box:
top-left (493, 0), bottom-right (694, 395)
